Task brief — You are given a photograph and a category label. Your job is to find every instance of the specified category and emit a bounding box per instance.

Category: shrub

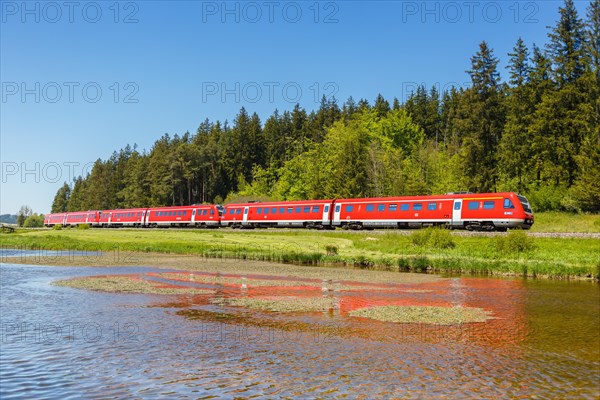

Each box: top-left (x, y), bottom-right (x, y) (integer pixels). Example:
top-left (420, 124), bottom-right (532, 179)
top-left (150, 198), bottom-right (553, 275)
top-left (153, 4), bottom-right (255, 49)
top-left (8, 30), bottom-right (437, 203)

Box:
top-left (429, 228), bottom-right (456, 249)
top-left (496, 230), bottom-right (536, 254)
top-left (76, 224), bottom-right (91, 230)
top-left (411, 229), bottom-right (432, 247)
top-left (411, 227), bottom-right (455, 249)
top-left (325, 244), bottom-right (339, 256)
top-left (52, 224), bottom-right (63, 230)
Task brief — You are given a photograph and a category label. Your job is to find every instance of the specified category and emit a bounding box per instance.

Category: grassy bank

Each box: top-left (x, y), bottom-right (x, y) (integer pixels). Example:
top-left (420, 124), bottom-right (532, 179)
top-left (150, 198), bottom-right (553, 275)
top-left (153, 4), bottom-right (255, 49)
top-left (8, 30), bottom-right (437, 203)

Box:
top-left (1, 228), bottom-right (598, 280)
top-left (530, 212), bottom-right (600, 233)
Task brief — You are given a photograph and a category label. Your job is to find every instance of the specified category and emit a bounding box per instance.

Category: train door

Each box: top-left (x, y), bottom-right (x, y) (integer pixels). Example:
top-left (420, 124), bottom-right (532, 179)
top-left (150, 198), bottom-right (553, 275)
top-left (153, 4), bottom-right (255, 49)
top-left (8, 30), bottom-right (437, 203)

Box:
top-left (191, 209), bottom-right (196, 224)
top-left (333, 203), bottom-right (341, 226)
top-left (452, 200), bottom-right (462, 227)
top-left (242, 207), bottom-right (249, 224)
top-left (322, 204), bottom-right (330, 226)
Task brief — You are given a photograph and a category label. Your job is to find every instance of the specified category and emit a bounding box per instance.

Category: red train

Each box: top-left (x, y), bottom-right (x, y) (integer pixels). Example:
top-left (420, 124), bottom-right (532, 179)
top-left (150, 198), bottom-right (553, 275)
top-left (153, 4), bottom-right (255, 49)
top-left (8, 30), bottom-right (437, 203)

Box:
top-left (44, 192), bottom-right (534, 231)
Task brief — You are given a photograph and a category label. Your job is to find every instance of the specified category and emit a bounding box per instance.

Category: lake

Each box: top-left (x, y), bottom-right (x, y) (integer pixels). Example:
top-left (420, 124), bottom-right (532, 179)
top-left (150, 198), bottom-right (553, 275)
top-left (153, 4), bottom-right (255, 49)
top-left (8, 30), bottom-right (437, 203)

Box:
top-left (1, 252), bottom-right (598, 398)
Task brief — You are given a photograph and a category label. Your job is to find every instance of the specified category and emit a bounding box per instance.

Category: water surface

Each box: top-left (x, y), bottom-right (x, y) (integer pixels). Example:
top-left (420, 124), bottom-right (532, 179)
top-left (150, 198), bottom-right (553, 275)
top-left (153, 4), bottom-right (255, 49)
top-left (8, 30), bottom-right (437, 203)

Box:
top-left (1, 255), bottom-right (598, 398)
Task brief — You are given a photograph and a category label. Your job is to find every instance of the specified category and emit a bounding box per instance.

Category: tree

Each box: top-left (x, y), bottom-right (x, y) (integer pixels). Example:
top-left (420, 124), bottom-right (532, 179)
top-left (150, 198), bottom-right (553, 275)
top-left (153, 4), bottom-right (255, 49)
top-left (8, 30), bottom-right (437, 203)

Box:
top-left (23, 213), bottom-right (44, 228)
top-left (51, 182), bottom-right (71, 213)
top-left (507, 37), bottom-right (531, 87)
top-left (546, 0), bottom-right (586, 86)
top-left (458, 41), bottom-right (505, 192)
top-left (17, 205), bottom-right (32, 227)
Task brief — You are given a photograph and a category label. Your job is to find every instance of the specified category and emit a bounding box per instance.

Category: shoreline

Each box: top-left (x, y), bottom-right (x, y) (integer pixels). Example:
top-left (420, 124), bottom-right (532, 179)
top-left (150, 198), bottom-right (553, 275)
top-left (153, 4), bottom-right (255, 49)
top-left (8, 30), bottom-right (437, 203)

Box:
top-left (1, 228), bottom-right (598, 281)
top-left (2, 250), bottom-right (598, 282)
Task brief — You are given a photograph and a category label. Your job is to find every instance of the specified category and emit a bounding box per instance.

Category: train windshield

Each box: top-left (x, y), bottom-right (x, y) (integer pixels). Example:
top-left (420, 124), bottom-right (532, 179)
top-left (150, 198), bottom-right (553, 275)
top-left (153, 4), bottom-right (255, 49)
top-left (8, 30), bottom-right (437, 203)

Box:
top-left (517, 194), bottom-right (533, 213)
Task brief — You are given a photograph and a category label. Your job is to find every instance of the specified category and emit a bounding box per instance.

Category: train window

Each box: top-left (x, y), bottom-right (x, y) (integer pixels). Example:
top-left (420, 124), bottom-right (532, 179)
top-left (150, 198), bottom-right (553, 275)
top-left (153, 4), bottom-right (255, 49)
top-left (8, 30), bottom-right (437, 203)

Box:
top-left (236, 209), bottom-right (242, 215)
top-left (324, 205), bottom-right (329, 212)
top-left (400, 204), bottom-right (410, 211)
top-left (295, 206), bottom-right (301, 213)
top-left (210, 209), bottom-right (214, 215)
top-left (203, 210), bottom-right (208, 215)
top-left (312, 206), bottom-right (320, 213)
top-left (335, 205), bottom-right (340, 212)
top-left (468, 201), bottom-right (479, 210)
top-left (366, 204), bottom-right (374, 212)
top-left (454, 202), bottom-right (461, 210)
top-left (389, 204), bottom-right (398, 211)
top-left (377, 204), bottom-right (385, 212)
top-left (483, 201), bottom-right (495, 209)
top-left (345, 205), bottom-right (354, 212)
top-left (427, 203), bottom-right (437, 211)
top-left (229, 209), bottom-right (234, 215)
top-left (413, 203), bottom-right (423, 211)
top-left (244, 208), bottom-right (248, 215)
top-left (279, 207), bottom-right (284, 214)
top-left (265, 208), bottom-right (270, 214)
top-left (303, 206), bottom-right (310, 213)
top-left (257, 208), bottom-right (262, 214)
top-left (287, 207), bottom-right (293, 213)
top-left (155, 212), bottom-right (159, 216)
top-left (183, 211), bottom-right (187, 216)
top-left (192, 210), bottom-right (196, 215)
top-left (272, 207), bottom-right (277, 214)
top-left (503, 199), bottom-right (515, 209)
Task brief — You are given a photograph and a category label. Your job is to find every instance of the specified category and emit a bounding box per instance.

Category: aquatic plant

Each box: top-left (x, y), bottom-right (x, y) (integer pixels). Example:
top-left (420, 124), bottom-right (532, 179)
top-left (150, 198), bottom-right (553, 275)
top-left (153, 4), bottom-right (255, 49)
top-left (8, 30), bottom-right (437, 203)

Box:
top-left (349, 305), bottom-right (493, 325)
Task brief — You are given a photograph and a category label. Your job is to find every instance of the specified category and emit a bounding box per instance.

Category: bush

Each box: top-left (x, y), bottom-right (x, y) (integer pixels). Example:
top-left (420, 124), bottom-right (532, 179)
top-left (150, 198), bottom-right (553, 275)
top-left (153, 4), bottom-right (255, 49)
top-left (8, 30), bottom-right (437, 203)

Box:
top-left (52, 224), bottom-right (63, 230)
top-left (411, 227), bottom-right (455, 249)
top-left (23, 213), bottom-right (44, 228)
top-left (496, 230), bottom-right (536, 254)
top-left (429, 228), bottom-right (456, 249)
top-left (76, 224), bottom-right (91, 230)
top-left (411, 229), bottom-right (432, 247)
top-left (325, 244), bottom-right (338, 256)
top-left (526, 185), bottom-right (567, 212)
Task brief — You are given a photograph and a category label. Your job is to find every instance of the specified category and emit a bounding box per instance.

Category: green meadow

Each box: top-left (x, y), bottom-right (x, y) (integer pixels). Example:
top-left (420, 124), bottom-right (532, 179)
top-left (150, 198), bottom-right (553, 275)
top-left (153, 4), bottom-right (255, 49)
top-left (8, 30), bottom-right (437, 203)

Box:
top-left (1, 225), bottom-right (598, 280)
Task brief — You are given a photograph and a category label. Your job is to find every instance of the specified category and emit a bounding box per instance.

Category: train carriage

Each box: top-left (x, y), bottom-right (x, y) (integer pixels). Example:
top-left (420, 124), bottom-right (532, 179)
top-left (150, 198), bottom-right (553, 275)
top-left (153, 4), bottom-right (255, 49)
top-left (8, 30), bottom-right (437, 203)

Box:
top-left (100, 208), bottom-right (147, 227)
top-left (146, 205), bottom-right (221, 227)
top-left (333, 192), bottom-right (533, 231)
top-left (65, 211), bottom-right (100, 227)
top-left (222, 200), bottom-right (335, 229)
top-left (44, 213), bottom-right (67, 227)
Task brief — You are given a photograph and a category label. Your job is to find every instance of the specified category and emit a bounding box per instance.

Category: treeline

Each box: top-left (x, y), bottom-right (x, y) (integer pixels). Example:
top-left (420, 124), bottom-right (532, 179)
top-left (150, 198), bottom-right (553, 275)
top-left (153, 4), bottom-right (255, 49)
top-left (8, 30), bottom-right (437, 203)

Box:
top-left (52, 0), bottom-right (599, 213)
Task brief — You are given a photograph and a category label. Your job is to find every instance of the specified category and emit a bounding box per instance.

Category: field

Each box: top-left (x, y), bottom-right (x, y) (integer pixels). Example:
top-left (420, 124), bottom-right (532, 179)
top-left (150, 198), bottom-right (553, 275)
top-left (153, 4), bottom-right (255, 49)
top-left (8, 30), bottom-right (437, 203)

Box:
top-left (529, 212), bottom-right (600, 233)
top-left (1, 222), bottom-right (598, 280)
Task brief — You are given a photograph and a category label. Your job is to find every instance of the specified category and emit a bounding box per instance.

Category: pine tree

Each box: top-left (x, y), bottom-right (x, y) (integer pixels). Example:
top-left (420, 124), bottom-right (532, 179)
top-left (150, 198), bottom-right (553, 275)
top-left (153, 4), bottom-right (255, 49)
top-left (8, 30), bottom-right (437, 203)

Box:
top-left (546, 0), bottom-right (587, 86)
top-left (459, 41), bottom-right (505, 192)
top-left (507, 37), bottom-right (531, 87)
top-left (51, 182), bottom-right (71, 213)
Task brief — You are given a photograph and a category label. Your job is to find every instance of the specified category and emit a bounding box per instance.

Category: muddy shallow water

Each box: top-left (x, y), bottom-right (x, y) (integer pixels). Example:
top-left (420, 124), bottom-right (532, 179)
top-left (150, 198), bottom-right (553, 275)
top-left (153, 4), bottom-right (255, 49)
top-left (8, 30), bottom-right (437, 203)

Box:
top-left (1, 252), bottom-right (598, 398)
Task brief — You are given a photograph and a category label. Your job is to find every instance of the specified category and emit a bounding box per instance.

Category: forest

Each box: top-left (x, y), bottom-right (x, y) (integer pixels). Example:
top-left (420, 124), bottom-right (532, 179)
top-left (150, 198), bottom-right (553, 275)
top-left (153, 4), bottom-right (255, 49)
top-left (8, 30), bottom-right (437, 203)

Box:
top-left (51, 0), bottom-right (600, 214)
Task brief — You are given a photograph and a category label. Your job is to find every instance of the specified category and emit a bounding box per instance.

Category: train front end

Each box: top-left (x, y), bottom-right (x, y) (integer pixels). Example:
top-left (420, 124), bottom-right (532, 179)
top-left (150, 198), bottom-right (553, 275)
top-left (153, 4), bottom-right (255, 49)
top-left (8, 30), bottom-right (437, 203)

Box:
top-left (516, 194), bottom-right (534, 229)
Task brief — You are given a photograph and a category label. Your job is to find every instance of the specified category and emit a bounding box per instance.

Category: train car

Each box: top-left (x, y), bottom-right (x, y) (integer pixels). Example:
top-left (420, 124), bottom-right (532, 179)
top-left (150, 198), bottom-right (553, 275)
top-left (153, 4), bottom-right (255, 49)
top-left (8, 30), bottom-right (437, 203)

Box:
top-left (333, 192), bottom-right (533, 231)
top-left (222, 200), bottom-right (335, 229)
top-left (187, 204), bottom-right (222, 228)
top-left (98, 210), bottom-right (112, 227)
top-left (103, 208), bottom-right (147, 227)
top-left (65, 211), bottom-right (100, 227)
top-left (146, 205), bottom-right (200, 227)
top-left (44, 213), bottom-right (67, 227)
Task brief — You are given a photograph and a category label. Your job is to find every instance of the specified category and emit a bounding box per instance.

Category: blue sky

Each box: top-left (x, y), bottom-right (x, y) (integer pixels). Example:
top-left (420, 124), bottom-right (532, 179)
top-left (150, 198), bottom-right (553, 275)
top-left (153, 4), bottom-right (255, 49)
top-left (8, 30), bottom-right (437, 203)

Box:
top-left (0, 0), bottom-right (591, 214)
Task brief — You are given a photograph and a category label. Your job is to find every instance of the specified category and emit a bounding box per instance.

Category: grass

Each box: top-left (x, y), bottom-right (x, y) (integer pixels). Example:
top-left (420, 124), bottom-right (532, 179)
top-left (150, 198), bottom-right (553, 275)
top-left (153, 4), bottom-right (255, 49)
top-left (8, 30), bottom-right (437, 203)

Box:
top-left (349, 306), bottom-right (494, 325)
top-left (530, 212), bottom-right (600, 233)
top-left (1, 226), bottom-right (598, 280)
top-left (53, 275), bottom-right (214, 295)
top-left (212, 296), bottom-right (339, 313)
